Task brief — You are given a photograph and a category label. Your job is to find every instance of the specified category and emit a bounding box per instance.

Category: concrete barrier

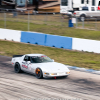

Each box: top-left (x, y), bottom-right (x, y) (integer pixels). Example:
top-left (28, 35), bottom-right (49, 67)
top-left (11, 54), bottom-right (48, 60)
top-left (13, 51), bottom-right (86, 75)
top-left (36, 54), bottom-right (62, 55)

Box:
top-left (72, 38), bottom-right (100, 53)
top-left (0, 28), bottom-right (21, 42)
top-left (21, 31), bottom-right (46, 45)
top-left (45, 34), bottom-right (72, 50)
top-left (1, 28), bottom-right (100, 54)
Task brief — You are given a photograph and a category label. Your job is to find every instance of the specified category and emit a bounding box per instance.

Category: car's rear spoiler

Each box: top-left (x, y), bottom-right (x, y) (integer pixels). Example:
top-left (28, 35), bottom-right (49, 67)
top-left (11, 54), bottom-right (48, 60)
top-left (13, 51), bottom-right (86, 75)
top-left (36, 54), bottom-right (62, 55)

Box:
top-left (13, 55), bottom-right (23, 58)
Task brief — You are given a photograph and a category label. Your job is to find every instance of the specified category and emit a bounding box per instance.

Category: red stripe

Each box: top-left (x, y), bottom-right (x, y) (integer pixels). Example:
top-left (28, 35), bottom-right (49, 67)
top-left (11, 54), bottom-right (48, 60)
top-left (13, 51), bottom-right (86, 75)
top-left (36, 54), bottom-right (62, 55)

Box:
top-left (22, 65), bottom-right (28, 68)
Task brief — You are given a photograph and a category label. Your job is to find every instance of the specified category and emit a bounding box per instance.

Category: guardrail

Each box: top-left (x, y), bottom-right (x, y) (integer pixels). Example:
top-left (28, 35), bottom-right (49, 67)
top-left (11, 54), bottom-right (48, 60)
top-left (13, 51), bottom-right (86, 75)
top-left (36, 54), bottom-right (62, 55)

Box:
top-left (1, 28), bottom-right (100, 53)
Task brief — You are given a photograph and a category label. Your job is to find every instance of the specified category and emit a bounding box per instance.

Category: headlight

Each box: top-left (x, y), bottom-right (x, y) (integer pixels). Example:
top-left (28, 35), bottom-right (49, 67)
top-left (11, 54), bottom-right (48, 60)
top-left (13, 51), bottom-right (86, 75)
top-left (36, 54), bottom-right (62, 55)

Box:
top-left (50, 73), bottom-right (57, 75)
top-left (44, 73), bottom-right (49, 75)
top-left (66, 72), bottom-right (70, 74)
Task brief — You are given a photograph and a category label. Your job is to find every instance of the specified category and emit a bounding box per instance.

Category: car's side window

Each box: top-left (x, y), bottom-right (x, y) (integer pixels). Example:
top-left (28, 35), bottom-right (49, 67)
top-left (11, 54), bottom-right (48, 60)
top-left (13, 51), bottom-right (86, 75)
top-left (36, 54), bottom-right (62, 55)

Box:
top-left (30, 57), bottom-right (36, 63)
top-left (91, 7), bottom-right (95, 11)
top-left (27, 57), bottom-right (31, 61)
top-left (82, 7), bottom-right (89, 11)
top-left (24, 56), bottom-right (28, 61)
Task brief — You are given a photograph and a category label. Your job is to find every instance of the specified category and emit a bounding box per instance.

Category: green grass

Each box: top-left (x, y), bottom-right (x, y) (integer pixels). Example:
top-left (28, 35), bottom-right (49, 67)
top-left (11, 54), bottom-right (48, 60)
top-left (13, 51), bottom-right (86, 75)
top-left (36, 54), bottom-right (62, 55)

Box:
top-left (0, 40), bottom-right (100, 70)
top-left (0, 13), bottom-right (68, 27)
top-left (0, 20), bottom-right (100, 40)
top-left (0, 17), bottom-right (100, 70)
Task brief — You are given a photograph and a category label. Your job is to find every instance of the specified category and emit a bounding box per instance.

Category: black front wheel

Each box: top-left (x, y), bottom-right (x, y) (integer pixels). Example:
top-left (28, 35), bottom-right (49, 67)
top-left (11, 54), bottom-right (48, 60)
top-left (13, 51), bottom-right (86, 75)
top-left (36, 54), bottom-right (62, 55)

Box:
top-left (35, 68), bottom-right (43, 79)
top-left (14, 63), bottom-right (22, 73)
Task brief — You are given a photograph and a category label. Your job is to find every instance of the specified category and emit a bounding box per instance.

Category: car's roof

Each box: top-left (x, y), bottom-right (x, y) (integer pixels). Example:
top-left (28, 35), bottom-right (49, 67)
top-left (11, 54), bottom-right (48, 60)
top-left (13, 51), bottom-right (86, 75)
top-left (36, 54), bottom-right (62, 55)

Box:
top-left (25, 54), bottom-right (45, 57)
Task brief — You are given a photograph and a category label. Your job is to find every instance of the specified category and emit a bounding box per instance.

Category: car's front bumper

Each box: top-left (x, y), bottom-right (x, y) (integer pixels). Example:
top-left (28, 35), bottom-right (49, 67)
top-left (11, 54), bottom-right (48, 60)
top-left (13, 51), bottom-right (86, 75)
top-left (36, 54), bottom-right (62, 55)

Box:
top-left (43, 72), bottom-right (70, 77)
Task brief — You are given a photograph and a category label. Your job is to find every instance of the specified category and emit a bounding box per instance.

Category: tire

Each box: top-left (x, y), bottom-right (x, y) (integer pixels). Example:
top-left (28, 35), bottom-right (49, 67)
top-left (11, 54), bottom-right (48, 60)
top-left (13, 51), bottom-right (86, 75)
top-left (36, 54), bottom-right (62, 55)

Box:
top-left (80, 14), bottom-right (86, 22)
top-left (14, 63), bottom-right (22, 73)
top-left (35, 68), bottom-right (43, 79)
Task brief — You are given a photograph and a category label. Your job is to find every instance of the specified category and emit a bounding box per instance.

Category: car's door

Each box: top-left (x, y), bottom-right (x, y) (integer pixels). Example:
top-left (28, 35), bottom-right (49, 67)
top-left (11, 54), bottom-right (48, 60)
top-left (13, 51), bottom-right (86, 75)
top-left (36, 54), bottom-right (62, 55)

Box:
top-left (81, 7), bottom-right (89, 17)
top-left (21, 56), bottom-right (32, 72)
top-left (29, 57), bottom-right (41, 74)
top-left (88, 7), bottom-right (97, 17)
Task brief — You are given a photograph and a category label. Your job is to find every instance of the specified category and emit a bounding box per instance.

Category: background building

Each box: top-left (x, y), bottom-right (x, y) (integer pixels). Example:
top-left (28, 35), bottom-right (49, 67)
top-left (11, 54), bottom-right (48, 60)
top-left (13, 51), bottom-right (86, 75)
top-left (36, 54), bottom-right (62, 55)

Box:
top-left (0, 0), bottom-right (100, 13)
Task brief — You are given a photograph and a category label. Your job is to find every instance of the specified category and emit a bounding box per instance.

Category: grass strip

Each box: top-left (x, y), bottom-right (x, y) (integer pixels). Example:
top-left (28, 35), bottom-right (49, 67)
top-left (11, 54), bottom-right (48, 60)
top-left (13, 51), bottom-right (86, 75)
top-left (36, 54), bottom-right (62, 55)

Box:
top-left (0, 40), bottom-right (100, 70)
top-left (0, 20), bottom-right (100, 40)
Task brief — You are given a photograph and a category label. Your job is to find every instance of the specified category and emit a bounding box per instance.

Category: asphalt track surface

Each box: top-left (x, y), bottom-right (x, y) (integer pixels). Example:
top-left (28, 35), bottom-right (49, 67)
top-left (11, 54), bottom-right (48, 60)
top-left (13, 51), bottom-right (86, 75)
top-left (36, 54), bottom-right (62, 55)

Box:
top-left (0, 55), bottom-right (100, 100)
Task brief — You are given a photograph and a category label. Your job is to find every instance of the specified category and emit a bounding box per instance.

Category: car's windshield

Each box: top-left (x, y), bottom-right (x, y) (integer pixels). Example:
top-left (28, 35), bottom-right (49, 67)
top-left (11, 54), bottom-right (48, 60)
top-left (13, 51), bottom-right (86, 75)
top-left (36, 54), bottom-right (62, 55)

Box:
top-left (31, 56), bottom-right (53, 63)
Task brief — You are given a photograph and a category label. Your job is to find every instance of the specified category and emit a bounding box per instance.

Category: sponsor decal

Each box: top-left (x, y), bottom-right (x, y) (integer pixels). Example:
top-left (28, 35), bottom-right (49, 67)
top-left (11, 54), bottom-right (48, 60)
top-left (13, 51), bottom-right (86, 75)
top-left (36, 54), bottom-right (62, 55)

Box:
top-left (28, 64), bottom-right (32, 70)
top-left (22, 65), bottom-right (28, 68)
top-left (22, 62), bottom-right (28, 68)
top-left (98, 1), bottom-right (100, 10)
top-left (22, 62), bottom-right (31, 69)
top-left (29, 66), bottom-right (31, 70)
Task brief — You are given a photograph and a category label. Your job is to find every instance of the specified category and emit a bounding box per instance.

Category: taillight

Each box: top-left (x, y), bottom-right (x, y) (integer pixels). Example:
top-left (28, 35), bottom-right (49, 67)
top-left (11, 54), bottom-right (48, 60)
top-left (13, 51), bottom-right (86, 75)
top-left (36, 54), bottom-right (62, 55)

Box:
top-left (74, 12), bottom-right (76, 15)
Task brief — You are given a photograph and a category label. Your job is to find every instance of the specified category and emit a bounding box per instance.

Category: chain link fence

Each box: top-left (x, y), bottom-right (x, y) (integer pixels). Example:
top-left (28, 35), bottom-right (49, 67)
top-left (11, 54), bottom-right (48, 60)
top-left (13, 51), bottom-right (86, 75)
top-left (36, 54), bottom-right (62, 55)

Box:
top-left (0, 9), bottom-right (69, 31)
top-left (0, 9), bottom-right (100, 31)
top-left (75, 17), bottom-right (100, 31)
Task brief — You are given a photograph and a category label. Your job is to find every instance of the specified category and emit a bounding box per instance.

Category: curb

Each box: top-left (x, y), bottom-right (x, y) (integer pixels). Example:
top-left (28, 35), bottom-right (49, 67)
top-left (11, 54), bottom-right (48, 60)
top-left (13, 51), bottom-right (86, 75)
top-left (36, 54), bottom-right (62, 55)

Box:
top-left (67, 65), bottom-right (100, 75)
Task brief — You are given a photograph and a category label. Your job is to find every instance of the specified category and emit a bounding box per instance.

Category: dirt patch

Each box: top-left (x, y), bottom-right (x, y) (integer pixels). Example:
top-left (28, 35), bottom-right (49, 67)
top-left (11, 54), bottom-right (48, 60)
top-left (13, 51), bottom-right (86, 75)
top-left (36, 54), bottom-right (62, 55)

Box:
top-left (0, 52), bottom-right (5, 54)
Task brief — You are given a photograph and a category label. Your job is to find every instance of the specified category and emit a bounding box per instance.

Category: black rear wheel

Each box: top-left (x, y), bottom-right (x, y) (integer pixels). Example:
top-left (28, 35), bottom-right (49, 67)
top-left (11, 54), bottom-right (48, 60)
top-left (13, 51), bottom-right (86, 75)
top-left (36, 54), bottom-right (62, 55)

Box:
top-left (80, 15), bottom-right (86, 22)
top-left (14, 63), bottom-right (22, 73)
top-left (35, 68), bottom-right (43, 79)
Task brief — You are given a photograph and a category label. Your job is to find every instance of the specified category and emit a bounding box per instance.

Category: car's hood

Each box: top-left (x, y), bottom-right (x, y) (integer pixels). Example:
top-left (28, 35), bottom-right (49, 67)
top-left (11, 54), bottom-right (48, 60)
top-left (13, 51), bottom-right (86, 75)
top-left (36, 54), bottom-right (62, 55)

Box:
top-left (34, 62), bottom-right (70, 73)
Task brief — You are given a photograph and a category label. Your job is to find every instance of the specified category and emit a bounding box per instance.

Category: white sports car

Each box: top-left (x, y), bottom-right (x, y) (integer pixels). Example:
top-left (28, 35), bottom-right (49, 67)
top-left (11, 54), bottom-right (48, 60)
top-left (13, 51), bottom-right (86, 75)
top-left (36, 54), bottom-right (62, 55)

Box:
top-left (11, 54), bottom-right (70, 79)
